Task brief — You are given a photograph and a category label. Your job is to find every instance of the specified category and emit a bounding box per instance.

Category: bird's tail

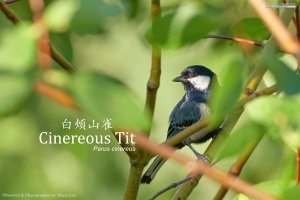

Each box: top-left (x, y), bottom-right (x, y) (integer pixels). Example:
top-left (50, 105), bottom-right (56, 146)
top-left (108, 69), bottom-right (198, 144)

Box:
top-left (141, 156), bottom-right (166, 184)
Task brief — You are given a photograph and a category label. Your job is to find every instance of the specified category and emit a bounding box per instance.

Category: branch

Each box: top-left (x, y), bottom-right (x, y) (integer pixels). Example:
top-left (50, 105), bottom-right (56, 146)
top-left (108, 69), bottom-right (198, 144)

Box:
top-left (112, 130), bottom-right (140, 159)
top-left (0, 0), bottom-right (76, 73)
top-left (135, 134), bottom-right (278, 200)
top-left (164, 118), bottom-right (210, 147)
top-left (249, 0), bottom-right (300, 60)
top-left (50, 45), bottom-right (76, 74)
top-left (205, 34), bottom-right (264, 47)
top-left (173, 3), bottom-right (295, 197)
top-left (0, 0), bottom-right (20, 24)
top-left (144, 0), bottom-right (161, 135)
top-left (35, 81), bottom-right (77, 109)
top-left (238, 84), bottom-right (278, 107)
top-left (123, 1), bottom-right (161, 200)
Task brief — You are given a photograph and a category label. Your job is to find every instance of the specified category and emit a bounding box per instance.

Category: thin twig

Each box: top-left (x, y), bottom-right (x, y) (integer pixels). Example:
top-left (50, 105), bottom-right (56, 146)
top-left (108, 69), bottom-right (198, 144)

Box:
top-left (238, 84), bottom-right (278, 107)
top-left (149, 177), bottom-right (192, 200)
top-left (164, 118), bottom-right (210, 147)
top-left (135, 134), bottom-right (278, 200)
top-left (35, 81), bottom-right (77, 109)
top-left (0, 0), bottom-right (20, 24)
top-left (50, 45), bottom-right (76, 73)
top-left (205, 34), bottom-right (264, 47)
top-left (0, 0), bottom-right (76, 73)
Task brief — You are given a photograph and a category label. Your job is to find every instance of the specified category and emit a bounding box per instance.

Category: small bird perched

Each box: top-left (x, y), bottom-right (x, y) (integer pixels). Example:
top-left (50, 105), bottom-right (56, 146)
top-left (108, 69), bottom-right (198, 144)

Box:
top-left (141, 65), bottom-right (221, 184)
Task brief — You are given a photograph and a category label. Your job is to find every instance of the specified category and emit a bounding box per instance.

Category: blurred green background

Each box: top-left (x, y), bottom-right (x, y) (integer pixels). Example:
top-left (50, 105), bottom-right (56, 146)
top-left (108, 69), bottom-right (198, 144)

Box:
top-left (0, 0), bottom-right (300, 199)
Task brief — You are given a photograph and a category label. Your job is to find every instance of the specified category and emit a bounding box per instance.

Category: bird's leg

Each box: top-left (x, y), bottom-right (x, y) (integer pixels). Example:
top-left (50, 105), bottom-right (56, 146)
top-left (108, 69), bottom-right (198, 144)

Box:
top-left (186, 143), bottom-right (210, 163)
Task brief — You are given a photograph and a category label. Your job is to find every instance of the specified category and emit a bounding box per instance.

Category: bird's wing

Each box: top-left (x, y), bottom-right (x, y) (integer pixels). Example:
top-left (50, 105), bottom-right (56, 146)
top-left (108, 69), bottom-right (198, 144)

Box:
top-left (167, 98), bottom-right (201, 139)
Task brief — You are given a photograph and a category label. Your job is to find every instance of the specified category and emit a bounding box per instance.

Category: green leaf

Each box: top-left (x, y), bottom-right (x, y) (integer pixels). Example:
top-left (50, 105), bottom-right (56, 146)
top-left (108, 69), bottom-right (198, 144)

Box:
top-left (233, 17), bottom-right (269, 40)
top-left (145, 8), bottom-right (219, 48)
top-left (214, 121), bottom-right (263, 161)
top-left (246, 96), bottom-right (300, 149)
top-left (71, 0), bottom-right (122, 34)
top-left (210, 60), bottom-right (244, 122)
top-left (0, 75), bottom-right (33, 117)
top-left (72, 72), bottom-right (149, 130)
top-left (0, 25), bottom-right (36, 74)
top-left (261, 52), bottom-right (300, 95)
top-left (180, 14), bottom-right (217, 45)
top-left (45, 0), bottom-right (80, 32)
top-left (49, 32), bottom-right (73, 63)
top-left (233, 179), bottom-right (294, 200)
top-left (121, 0), bottom-right (139, 18)
top-left (145, 12), bottom-right (175, 46)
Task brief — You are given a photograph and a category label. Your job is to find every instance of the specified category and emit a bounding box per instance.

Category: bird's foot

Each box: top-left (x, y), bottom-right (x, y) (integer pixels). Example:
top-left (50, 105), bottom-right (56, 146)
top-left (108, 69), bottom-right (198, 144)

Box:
top-left (186, 143), bottom-right (210, 163)
top-left (194, 152), bottom-right (210, 163)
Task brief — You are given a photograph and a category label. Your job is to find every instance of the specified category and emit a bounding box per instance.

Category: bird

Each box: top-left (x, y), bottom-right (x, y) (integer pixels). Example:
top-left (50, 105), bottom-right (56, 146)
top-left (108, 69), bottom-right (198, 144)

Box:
top-left (141, 65), bottom-right (221, 184)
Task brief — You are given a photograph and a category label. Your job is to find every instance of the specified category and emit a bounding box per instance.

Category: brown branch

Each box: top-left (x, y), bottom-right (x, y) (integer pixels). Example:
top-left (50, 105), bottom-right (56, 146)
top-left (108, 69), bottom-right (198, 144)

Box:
top-left (35, 81), bottom-right (77, 109)
top-left (0, 0), bottom-right (20, 24)
top-left (296, 148), bottom-right (300, 185)
top-left (135, 134), bottom-right (278, 200)
top-left (205, 34), bottom-right (264, 47)
top-left (238, 84), bottom-right (278, 107)
top-left (249, 0), bottom-right (300, 58)
top-left (0, 0), bottom-right (76, 73)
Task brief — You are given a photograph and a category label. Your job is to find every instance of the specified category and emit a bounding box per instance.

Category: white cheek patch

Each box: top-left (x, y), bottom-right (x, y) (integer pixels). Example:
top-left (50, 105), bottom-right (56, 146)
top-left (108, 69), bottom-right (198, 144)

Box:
top-left (188, 75), bottom-right (211, 90)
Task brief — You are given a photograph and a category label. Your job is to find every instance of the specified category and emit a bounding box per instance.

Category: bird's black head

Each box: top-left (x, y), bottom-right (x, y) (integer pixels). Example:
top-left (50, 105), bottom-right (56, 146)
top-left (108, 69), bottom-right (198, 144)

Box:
top-left (173, 65), bottom-right (216, 91)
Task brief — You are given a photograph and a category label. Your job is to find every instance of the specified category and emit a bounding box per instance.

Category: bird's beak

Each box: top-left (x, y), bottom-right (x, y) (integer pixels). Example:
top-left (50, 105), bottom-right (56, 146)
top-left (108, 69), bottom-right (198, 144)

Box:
top-left (173, 75), bottom-right (185, 82)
